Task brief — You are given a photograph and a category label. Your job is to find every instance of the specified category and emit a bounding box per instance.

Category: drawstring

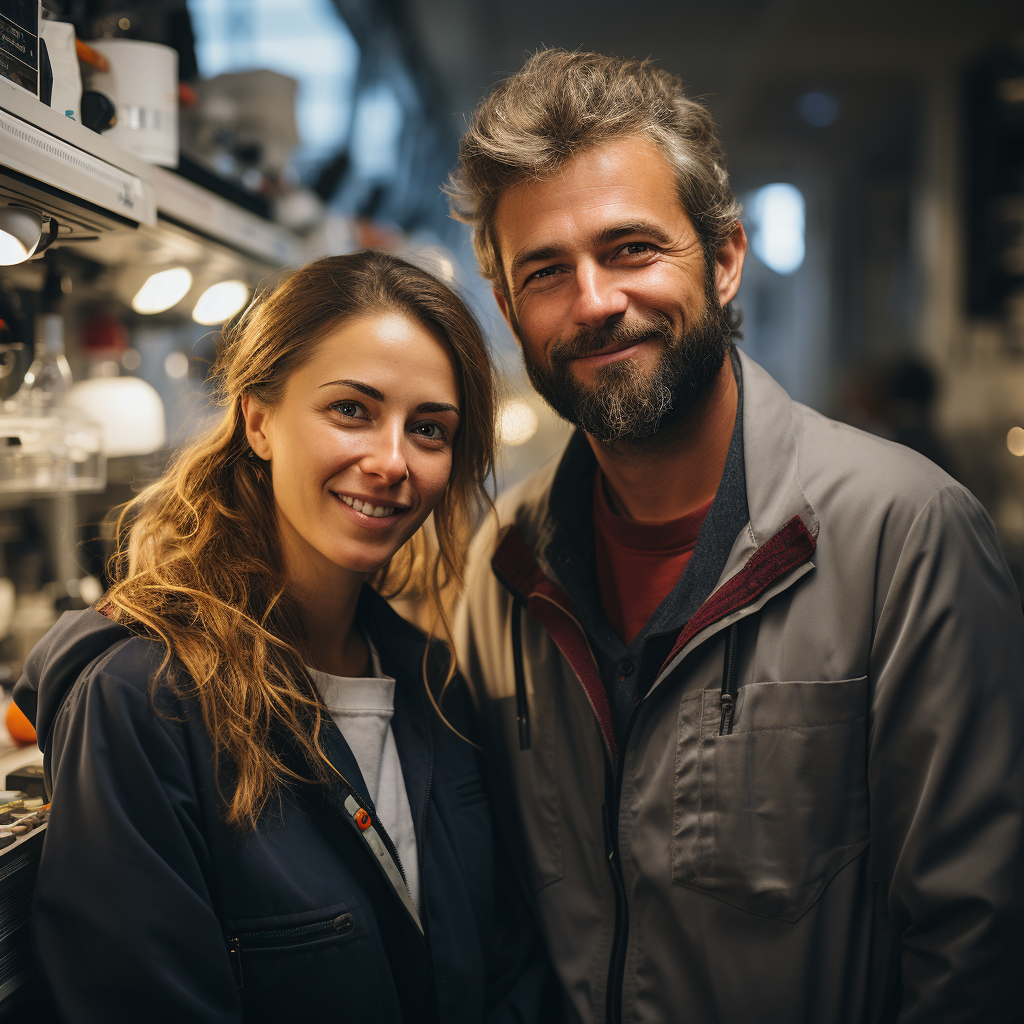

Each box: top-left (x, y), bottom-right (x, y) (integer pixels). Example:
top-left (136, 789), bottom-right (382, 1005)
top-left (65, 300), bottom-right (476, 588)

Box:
top-left (719, 622), bottom-right (740, 736)
top-left (511, 596), bottom-right (532, 750)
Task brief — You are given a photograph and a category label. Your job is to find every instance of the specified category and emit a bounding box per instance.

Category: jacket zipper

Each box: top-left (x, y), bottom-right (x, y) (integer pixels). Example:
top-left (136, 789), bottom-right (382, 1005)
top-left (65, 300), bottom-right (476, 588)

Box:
top-left (604, 700), bottom-right (641, 1024)
top-left (226, 912), bottom-right (356, 988)
top-left (418, 698), bottom-right (437, 1019)
top-left (604, 622), bottom-right (743, 1022)
top-left (374, 801), bottom-right (411, 891)
top-left (718, 622), bottom-right (740, 735)
top-left (511, 596), bottom-right (531, 750)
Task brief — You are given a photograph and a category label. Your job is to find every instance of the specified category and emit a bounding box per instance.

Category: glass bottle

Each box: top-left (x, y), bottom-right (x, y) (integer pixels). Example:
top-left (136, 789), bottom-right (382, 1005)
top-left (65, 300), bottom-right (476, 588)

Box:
top-left (18, 313), bottom-right (73, 412)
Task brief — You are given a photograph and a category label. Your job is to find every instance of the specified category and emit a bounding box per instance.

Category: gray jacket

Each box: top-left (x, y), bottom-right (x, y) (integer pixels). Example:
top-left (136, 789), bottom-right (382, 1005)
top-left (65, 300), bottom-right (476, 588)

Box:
top-left (456, 351), bottom-right (1024, 1024)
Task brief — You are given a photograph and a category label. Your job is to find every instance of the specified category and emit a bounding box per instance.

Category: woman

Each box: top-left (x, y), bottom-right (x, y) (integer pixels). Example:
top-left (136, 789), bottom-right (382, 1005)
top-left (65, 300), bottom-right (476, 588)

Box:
top-left (15, 252), bottom-right (550, 1023)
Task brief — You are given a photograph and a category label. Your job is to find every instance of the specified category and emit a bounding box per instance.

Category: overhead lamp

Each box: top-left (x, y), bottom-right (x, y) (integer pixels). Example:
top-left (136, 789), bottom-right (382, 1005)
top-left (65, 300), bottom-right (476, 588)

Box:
top-left (131, 267), bottom-right (193, 315)
top-left (0, 207), bottom-right (58, 266)
top-left (192, 280), bottom-right (249, 325)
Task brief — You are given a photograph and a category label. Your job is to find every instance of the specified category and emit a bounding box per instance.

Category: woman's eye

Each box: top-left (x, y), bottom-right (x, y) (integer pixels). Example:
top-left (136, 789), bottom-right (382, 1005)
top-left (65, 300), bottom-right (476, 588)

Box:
top-left (331, 400), bottom-right (367, 419)
top-left (412, 422), bottom-right (448, 442)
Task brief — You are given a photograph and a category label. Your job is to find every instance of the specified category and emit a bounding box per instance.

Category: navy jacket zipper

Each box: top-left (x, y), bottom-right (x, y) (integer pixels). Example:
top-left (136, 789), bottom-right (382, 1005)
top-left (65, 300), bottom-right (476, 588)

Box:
top-left (418, 695), bottom-right (437, 1019)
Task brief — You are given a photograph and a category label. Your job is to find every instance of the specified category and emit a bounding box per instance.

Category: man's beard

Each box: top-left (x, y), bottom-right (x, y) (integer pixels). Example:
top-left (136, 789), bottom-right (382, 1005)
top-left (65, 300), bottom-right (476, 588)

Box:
top-left (521, 297), bottom-right (730, 445)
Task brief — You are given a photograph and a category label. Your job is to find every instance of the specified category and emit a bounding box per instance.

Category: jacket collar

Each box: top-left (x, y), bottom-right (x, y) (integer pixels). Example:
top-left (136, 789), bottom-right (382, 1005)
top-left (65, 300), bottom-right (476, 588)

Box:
top-left (503, 350), bottom-right (818, 573)
top-left (732, 349), bottom-right (818, 555)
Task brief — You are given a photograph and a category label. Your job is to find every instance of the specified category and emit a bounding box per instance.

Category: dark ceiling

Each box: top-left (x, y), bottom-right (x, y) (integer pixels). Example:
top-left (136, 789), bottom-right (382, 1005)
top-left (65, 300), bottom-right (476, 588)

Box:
top-left (404, 0), bottom-right (1024, 155)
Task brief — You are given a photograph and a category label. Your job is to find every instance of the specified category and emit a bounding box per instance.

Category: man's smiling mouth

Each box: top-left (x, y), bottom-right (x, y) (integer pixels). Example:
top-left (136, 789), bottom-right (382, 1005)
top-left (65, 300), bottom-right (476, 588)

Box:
top-left (335, 494), bottom-right (404, 519)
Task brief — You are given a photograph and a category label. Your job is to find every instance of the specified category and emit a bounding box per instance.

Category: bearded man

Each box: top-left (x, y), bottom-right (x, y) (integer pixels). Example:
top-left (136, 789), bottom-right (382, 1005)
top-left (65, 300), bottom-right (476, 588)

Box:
top-left (452, 49), bottom-right (1024, 1024)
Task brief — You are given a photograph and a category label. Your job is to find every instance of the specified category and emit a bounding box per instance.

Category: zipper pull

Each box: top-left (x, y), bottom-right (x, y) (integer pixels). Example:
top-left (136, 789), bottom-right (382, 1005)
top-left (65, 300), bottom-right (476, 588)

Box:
top-left (719, 692), bottom-right (735, 736)
top-left (227, 937), bottom-right (243, 988)
top-left (718, 622), bottom-right (740, 735)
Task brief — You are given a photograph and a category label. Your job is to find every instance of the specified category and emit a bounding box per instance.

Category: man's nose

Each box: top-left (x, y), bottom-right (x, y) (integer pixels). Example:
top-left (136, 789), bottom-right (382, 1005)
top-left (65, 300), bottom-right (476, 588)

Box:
top-left (571, 260), bottom-right (629, 329)
top-left (359, 422), bottom-right (410, 485)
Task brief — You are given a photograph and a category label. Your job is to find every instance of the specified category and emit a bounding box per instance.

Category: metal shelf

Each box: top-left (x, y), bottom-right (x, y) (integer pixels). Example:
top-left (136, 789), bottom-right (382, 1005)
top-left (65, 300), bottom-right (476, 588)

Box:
top-left (0, 77), bottom-right (304, 270)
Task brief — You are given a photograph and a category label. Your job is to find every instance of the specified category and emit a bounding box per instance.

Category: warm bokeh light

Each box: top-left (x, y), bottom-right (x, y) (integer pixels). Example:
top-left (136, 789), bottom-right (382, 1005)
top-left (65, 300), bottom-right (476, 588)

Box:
top-left (1007, 426), bottom-right (1024, 456)
top-left (164, 351), bottom-right (190, 380)
top-left (498, 399), bottom-right (539, 446)
top-left (192, 280), bottom-right (249, 325)
top-left (131, 267), bottom-right (193, 315)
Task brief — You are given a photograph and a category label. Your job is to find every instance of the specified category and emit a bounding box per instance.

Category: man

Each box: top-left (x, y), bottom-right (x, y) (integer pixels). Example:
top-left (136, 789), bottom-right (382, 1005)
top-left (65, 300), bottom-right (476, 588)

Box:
top-left (451, 49), bottom-right (1024, 1024)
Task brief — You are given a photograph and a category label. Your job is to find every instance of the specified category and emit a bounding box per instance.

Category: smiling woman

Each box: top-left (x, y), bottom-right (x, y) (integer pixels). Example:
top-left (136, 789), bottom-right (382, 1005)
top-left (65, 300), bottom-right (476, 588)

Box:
top-left (243, 312), bottom-right (464, 590)
top-left (11, 253), bottom-right (556, 1024)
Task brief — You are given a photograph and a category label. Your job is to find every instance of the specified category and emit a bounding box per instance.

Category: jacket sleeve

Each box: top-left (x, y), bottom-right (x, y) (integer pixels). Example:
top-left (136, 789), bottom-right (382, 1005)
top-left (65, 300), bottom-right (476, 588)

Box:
top-left (33, 661), bottom-right (241, 1024)
top-left (868, 484), bottom-right (1024, 1023)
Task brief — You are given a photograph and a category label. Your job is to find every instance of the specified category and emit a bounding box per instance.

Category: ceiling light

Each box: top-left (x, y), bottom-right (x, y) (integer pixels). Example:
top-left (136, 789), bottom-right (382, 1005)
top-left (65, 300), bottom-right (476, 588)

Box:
top-left (192, 280), bottom-right (249, 325)
top-left (132, 267), bottom-right (193, 315)
top-left (0, 207), bottom-right (57, 266)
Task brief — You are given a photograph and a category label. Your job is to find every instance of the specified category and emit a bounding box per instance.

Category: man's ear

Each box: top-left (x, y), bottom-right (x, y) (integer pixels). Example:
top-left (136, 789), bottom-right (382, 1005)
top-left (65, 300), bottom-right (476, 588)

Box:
top-left (716, 223), bottom-right (747, 307)
top-left (241, 393), bottom-right (272, 460)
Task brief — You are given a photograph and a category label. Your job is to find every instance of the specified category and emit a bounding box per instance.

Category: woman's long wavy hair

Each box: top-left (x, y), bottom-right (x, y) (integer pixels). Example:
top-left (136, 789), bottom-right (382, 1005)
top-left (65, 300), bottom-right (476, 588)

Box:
top-left (104, 251), bottom-right (495, 828)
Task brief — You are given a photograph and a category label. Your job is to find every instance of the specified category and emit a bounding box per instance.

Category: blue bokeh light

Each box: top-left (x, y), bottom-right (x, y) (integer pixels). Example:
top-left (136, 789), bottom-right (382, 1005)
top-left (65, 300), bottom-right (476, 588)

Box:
top-left (749, 183), bottom-right (806, 275)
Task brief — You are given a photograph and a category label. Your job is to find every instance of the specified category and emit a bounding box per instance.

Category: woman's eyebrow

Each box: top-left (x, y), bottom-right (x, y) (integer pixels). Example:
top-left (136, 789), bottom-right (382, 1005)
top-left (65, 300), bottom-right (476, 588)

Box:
top-left (416, 402), bottom-right (460, 416)
top-left (320, 381), bottom-right (459, 417)
top-left (319, 379), bottom-right (384, 401)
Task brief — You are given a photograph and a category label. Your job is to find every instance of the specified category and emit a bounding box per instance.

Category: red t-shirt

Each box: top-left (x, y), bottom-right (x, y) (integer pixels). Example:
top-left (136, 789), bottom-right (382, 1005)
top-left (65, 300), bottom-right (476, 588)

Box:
top-left (593, 472), bottom-right (713, 646)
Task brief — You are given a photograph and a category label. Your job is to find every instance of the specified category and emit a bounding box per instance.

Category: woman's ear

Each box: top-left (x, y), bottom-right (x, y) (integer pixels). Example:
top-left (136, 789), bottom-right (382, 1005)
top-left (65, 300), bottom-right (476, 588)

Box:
top-left (241, 394), bottom-right (272, 461)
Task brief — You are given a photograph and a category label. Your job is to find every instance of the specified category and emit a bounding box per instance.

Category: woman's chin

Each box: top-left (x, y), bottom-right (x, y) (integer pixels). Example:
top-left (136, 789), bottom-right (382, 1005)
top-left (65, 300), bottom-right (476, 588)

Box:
top-left (329, 547), bottom-right (403, 578)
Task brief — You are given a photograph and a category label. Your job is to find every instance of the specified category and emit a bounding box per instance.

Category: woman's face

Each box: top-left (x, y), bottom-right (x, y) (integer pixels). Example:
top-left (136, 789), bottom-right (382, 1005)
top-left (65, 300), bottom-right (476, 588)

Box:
top-left (244, 312), bottom-right (460, 589)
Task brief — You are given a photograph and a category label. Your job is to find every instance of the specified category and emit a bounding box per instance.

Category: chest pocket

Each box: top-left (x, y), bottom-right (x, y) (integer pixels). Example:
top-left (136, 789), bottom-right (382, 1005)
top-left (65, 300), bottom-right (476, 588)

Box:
top-left (671, 676), bottom-right (869, 922)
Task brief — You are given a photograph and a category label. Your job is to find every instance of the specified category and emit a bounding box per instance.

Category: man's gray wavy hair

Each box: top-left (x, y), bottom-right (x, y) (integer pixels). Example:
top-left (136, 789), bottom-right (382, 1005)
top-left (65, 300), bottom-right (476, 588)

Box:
top-left (447, 48), bottom-right (742, 287)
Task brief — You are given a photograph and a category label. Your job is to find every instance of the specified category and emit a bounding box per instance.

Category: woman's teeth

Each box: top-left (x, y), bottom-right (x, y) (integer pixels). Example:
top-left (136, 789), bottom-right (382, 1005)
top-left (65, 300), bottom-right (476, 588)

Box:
top-left (339, 494), bottom-right (398, 518)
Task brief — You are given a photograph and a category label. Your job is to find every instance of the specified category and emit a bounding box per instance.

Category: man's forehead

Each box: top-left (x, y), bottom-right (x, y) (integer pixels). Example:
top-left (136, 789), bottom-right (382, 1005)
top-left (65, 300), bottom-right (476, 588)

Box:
top-left (492, 137), bottom-right (691, 278)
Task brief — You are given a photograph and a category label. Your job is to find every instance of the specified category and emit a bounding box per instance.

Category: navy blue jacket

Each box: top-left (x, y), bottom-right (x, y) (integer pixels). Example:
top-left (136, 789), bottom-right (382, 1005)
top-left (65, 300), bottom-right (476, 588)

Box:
top-left (15, 588), bottom-right (554, 1023)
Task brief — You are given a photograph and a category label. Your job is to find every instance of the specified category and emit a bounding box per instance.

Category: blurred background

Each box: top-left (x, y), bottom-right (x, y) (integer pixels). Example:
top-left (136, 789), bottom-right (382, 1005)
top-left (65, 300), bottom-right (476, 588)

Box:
top-left (0, 0), bottom-right (1024, 686)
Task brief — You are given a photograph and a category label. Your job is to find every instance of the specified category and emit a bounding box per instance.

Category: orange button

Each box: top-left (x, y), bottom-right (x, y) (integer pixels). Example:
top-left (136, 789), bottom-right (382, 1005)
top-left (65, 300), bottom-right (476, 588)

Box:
top-left (354, 809), bottom-right (371, 831)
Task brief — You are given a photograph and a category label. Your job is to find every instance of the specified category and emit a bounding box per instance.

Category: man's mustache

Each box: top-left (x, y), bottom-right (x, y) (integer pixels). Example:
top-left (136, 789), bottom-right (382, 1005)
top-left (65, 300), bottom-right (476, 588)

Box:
top-left (549, 312), bottom-right (677, 366)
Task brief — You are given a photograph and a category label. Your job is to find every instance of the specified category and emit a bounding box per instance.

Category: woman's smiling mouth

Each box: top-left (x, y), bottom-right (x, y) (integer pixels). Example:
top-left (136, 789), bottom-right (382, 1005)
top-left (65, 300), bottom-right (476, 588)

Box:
top-left (334, 492), bottom-right (407, 519)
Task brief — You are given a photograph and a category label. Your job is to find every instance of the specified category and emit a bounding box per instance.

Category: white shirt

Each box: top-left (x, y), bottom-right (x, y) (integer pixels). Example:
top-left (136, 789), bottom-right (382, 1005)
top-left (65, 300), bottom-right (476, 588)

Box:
top-left (307, 639), bottom-right (420, 912)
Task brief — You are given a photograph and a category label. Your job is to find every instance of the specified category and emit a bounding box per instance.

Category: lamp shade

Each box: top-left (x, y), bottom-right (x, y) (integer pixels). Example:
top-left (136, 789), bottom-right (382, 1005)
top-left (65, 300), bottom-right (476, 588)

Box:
top-left (67, 376), bottom-right (166, 457)
top-left (0, 208), bottom-right (43, 266)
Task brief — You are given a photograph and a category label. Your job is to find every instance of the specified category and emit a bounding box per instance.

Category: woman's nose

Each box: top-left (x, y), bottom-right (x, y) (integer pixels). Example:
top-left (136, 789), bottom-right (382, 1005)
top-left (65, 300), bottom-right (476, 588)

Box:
top-left (359, 423), bottom-right (410, 484)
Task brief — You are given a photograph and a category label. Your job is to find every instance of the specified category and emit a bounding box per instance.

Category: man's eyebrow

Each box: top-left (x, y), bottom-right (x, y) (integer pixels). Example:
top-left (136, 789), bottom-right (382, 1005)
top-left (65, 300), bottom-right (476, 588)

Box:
top-left (319, 379), bottom-right (384, 401)
top-left (594, 221), bottom-right (674, 247)
top-left (509, 221), bottom-right (676, 285)
top-left (510, 244), bottom-right (565, 285)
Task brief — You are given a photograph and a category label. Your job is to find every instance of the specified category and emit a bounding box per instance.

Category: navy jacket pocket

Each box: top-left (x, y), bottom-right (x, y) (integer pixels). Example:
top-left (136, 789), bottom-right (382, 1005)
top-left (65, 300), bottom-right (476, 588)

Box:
top-left (225, 903), bottom-right (391, 1021)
